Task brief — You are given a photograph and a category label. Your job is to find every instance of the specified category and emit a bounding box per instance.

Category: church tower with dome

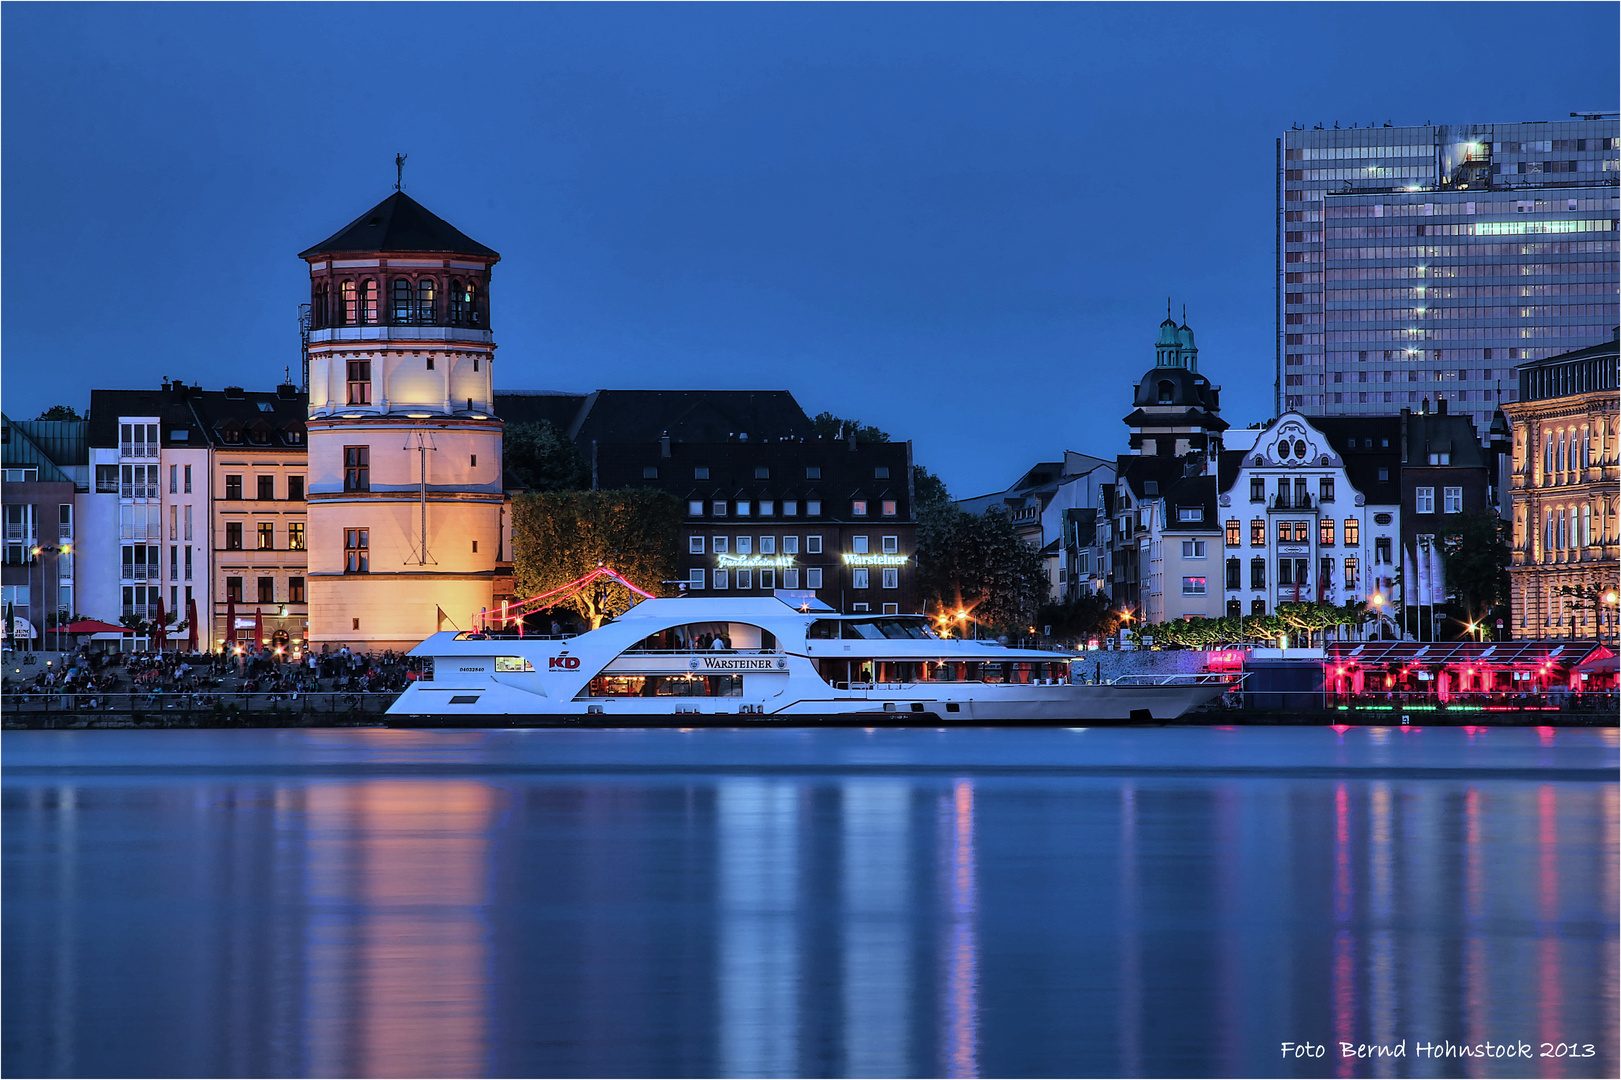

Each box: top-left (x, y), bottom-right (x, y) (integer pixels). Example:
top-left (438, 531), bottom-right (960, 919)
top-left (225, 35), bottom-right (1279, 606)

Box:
top-left (1124, 309), bottom-right (1227, 463)
top-left (300, 190), bottom-right (505, 651)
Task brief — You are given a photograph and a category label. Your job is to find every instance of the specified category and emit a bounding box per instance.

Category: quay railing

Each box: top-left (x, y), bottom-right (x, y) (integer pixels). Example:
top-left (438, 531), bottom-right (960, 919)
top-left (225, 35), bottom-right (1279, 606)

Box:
top-left (3, 690), bottom-right (402, 726)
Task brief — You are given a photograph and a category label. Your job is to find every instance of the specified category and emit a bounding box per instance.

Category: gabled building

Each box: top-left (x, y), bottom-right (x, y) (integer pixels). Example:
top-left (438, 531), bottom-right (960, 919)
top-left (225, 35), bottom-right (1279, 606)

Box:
top-left (958, 451), bottom-right (1115, 601)
top-left (1, 414), bottom-right (88, 645)
top-left (1216, 414), bottom-right (1399, 624)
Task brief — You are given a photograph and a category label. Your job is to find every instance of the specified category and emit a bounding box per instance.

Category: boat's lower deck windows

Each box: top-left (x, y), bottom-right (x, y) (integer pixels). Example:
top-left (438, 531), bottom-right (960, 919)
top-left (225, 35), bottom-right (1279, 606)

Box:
top-left (814, 659), bottom-right (1070, 685)
top-left (584, 674), bottom-right (744, 698)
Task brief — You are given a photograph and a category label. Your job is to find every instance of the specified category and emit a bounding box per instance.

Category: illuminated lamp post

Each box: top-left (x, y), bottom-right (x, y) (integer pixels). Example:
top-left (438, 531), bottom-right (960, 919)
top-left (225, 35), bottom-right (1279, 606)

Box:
top-left (1604, 590), bottom-right (1618, 645)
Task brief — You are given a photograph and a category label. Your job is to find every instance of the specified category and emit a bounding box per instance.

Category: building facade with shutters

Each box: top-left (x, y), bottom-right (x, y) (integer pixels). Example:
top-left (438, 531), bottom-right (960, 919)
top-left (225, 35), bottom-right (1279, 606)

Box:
top-left (1502, 332), bottom-right (1620, 639)
top-left (300, 192), bottom-right (507, 651)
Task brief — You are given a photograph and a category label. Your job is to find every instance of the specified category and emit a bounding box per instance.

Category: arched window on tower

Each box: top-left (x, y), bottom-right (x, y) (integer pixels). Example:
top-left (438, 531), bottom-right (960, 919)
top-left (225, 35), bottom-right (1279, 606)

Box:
top-left (341, 281), bottom-right (357, 326)
top-left (1158, 380), bottom-right (1175, 404)
top-left (361, 279), bottom-right (378, 325)
top-left (465, 281), bottom-right (480, 326)
top-left (313, 282), bottom-right (329, 327)
top-left (449, 279), bottom-right (466, 324)
top-left (392, 278), bottom-right (414, 324)
top-left (417, 277), bottom-right (436, 324)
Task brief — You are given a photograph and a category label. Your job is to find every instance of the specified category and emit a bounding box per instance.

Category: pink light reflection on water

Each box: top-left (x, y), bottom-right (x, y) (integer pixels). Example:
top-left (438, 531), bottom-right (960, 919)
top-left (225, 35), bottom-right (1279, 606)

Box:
top-left (1538, 784), bottom-right (1564, 1080)
top-left (1332, 782), bottom-right (1355, 1079)
top-left (942, 779), bottom-right (978, 1079)
top-left (1463, 786), bottom-right (1488, 1079)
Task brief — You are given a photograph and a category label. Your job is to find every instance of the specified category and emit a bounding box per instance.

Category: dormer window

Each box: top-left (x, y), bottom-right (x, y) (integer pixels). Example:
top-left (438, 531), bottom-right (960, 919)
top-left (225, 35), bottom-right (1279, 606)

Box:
top-left (222, 428), bottom-right (241, 445)
top-left (1158, 380), bottom-right (1174, 404)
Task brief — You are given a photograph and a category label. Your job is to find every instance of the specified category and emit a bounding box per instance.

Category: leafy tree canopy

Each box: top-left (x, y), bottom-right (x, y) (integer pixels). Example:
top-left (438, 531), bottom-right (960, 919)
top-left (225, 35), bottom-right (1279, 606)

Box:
top-left (36, 405), bottom-right (82, 421)
top-left (917, 506), bottom-right (1047, 634)
top-left (512, 489), bottom-right (683, 628)
top-left (1037, 591), bottom-right (1121, 642)
top-left (1439, 510), bottom-right (1511, 623)
top-left (810, 411), bottom-right (891, 443)
top-left (504, 420), bottom-right (589, 493)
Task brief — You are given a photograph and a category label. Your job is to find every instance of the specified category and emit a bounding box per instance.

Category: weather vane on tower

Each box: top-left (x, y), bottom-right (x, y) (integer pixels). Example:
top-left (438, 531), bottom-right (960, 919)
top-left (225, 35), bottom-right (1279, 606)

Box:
top-left (395, 153), bottom-right (407, 191)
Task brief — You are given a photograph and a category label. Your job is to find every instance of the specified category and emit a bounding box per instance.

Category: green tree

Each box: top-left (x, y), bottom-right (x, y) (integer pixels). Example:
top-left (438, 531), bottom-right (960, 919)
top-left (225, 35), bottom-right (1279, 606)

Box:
top-left (511, 489), bottom-right (682, 628)
top-left (917, 506), bottom-right (1047, 635)
top-left (913, 464), bottom-right (951, 516)
top-left (36, 405), bottom-right (82, 421)
top-left (1276, 601), bottom-right (1367, 647)
top-left (504, 420), bottom-right (589, 492)
top-left (1440, 510), bottom-right (1511, 627)
top-left (1037, 591), bottom-right (1121, 642)
top-left (810, 412), bottom-right (891, 443)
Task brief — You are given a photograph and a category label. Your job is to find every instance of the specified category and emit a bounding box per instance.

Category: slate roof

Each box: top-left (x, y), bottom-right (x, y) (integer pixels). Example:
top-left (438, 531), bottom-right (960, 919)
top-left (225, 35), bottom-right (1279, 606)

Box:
top-left (1307, 416), bottom-right (1402, 506)
top-left (89, 386), bottom-right (306, 450)
top-left (1, 414), bottom-right (86, 485)
top-left (566, 390), bottom-right (813, 447)
top-left (496, 391), bottom-right (590, 433)
top-left (299, 191), bottom-right (499, 260)
top-left (1400, 411), bottom-right (1488, 468)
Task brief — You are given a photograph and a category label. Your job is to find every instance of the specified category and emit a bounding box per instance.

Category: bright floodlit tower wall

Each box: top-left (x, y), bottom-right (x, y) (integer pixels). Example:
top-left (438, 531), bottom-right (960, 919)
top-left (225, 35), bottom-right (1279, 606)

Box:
top-left (1278, 118), bottom-right (1620, 436)
top-left (300, 192), bottom-right (505, 652)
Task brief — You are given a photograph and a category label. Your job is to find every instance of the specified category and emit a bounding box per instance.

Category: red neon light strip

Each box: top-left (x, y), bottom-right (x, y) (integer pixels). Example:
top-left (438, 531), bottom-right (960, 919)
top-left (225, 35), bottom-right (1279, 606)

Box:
top-left (478, 566), bottom-right (658, 630)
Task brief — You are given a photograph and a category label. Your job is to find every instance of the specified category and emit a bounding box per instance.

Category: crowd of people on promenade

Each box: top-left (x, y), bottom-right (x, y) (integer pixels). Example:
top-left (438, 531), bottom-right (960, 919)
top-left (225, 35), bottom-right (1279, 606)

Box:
top-left (2, 643), bottom-right (428, 708)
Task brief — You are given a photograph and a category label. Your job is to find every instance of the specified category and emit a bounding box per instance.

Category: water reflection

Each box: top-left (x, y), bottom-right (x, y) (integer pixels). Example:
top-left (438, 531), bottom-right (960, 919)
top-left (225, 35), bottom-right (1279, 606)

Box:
top-left (841, 780), bottom-right (911, 1078)
top-left (940, 779), bottom-right (978, 1079)
top-left (3, 727), bottom-right (1616, 1079)
top-left (301, 780), bottom-right (496, 1079)
top-left (717, 780), bottom-right (800, 1078)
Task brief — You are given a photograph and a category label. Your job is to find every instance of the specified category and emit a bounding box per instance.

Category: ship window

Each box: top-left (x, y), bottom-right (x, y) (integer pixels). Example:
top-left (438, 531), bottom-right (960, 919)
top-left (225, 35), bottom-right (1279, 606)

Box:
top-left (495, 656), bottom-right (535, 672)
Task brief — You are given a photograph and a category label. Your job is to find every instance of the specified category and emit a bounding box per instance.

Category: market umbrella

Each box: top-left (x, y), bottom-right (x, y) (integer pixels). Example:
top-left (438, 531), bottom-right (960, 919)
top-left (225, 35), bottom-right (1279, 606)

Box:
top-left (61, 620), bottom-right (134, 635)
top-left (254, 607), bottom-right (264, 654)
top-left (187, 596), bottom-right (199, 652)
top-left (224, 597), bottom-right (236, 647)
top-left (155, 596), bottom-right (167, 651)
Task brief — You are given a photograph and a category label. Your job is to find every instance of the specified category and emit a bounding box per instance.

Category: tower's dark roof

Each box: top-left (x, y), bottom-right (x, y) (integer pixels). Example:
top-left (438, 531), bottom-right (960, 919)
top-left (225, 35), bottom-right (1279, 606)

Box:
top-left (299, 191), bottom-right (499, 260)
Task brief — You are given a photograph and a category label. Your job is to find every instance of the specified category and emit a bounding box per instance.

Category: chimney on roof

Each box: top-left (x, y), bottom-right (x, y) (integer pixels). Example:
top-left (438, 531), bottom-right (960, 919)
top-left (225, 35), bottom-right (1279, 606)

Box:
top-left (846, 425), bottom-right (856, 451)
top-left (277, 383), bottom-right (298, 400)
top-left (224, 386), bottom-right (245, 400)
top-left (161, 377), bottom-right (171, 392)
top-left (659, 431), bottom-right (671, 458)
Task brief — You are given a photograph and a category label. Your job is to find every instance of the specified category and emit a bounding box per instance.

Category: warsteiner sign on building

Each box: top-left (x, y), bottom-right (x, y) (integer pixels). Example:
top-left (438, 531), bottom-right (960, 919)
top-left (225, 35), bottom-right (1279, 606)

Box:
top-left (593, 431), bottom-right (920, 615)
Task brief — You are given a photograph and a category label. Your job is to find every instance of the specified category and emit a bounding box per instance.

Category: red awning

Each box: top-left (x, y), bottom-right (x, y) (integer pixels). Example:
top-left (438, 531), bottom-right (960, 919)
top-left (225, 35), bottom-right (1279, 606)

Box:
top-left (61, 620), bottom-right (134, 635)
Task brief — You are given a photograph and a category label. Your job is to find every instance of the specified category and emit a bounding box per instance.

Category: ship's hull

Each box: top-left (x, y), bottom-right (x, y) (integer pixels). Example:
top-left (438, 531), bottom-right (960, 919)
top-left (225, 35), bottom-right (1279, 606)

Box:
top-left (385, 679), bottom-right (1227, 727)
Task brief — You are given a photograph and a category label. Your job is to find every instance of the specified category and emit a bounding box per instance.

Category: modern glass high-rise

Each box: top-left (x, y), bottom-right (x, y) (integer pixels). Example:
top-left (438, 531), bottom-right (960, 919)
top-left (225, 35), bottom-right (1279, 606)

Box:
top-left (1277, 117), bottom-right (1619, 435)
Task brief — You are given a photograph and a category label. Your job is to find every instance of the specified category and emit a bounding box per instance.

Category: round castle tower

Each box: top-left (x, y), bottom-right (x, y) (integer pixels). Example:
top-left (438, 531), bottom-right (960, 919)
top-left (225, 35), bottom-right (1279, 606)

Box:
top-left (300, 191), bottom-right (504, 651)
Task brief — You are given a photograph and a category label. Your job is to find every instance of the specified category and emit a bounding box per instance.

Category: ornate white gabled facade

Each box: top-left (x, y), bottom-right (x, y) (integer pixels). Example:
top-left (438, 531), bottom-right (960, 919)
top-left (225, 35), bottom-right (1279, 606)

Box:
top-left (301, 192), bottom-right (506, 651)
top-left (1218, 412), bottom-right (1399, 628)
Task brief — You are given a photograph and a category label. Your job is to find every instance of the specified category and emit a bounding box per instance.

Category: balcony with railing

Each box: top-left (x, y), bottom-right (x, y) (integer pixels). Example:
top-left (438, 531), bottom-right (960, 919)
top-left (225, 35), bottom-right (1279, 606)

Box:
top-left (1268, 492), bottom-right (1317, 511)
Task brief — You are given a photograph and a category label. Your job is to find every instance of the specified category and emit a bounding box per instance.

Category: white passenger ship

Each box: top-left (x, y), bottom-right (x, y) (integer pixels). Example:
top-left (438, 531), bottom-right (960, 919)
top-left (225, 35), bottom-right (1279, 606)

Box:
top-left (386, 595), bottom-right (1230, 726)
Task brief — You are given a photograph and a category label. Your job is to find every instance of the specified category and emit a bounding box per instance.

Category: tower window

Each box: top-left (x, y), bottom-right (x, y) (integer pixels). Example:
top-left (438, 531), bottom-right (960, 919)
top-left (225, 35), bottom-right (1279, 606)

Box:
top-left (343, 446), bottom-right (370, 492)
top-left (472, 357), bottom-right (479, 372)
top-left (313, 281), bottom-right (329, 327)
top-left (344, 528), bottom-right (369, 573)
top-left (1158, 380), bottom-right (1174, 404)
top-left (346, 360), bottom-right (371, 405)
top-left (426, 356), bottom-right (434, 370)
top-left (341, 280), bottom-right (357, 325)
top-left (360, 279), bottom-right (378, 324)
top-left (416, 277), bottom-right (436, 323)
top-left (392, 278), bottom-right (414, 323)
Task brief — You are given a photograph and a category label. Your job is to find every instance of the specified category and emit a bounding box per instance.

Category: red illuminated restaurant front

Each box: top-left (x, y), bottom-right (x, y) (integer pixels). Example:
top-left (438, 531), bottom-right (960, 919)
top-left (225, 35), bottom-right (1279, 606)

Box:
top-left (1325, 641), bottom-right (1615, 709)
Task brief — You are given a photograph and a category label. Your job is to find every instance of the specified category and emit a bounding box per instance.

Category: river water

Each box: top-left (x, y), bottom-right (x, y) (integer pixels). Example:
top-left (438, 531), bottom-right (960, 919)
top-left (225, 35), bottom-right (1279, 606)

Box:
top-left (3, 726), bottom-right (1616, 1079)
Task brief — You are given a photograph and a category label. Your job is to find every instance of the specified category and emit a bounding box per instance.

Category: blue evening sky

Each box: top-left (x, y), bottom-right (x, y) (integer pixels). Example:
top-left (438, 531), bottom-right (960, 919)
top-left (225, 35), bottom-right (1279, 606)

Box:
top-left (3, 3), bottom-right (1616, 497)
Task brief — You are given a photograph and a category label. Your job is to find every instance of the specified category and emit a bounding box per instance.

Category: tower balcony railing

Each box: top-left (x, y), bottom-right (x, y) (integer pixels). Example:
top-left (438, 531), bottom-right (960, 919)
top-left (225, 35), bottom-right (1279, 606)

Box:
top-left (308, 325), bottom-right (494, 346)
